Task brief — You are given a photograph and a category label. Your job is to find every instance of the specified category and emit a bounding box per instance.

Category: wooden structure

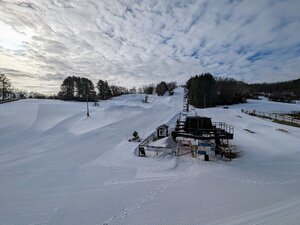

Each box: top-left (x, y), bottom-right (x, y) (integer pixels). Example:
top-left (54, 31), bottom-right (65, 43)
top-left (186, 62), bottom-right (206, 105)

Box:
top-left (172, 116), bottom-right (233, 141)
top-left (136, 131), bottom-right (177, 157)
top-left (156, 124), bottom-right (169, 139)
top-left (242, 109), bottom-right (300, 125)
top-left (172, 116), bottom-right (234, 160)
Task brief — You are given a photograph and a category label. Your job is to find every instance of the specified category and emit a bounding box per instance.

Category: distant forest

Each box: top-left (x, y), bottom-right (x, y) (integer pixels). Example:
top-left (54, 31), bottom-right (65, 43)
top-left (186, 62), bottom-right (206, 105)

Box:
top-left (248, 79), bottom-right (300, 103)
top-left (0, 72), bottom-right (299, 107)
top-left (57, 76), bottom-right (177, 102)
top-left (0, 73), bottom-right (175, 101)
top-left (186, 73), bottom-right (300, 108)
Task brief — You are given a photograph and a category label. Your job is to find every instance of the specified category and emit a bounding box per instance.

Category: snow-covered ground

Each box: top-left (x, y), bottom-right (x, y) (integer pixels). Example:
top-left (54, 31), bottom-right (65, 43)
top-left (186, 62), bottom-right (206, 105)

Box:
top-left (1, 89), bottom-right (300, 225)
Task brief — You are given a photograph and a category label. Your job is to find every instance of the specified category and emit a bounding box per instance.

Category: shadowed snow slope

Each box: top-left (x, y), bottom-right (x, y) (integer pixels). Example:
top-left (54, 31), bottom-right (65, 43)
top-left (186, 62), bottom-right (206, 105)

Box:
top-left (0, 89), bottom-right (300, 225)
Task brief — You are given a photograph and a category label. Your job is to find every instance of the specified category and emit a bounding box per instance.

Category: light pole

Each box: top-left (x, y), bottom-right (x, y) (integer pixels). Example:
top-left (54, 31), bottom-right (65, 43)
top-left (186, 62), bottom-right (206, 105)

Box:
top-left (85, 82), bottom-right (89, 117)
top-left (81, 77), bottom-right (89, 117)
top-left (86, 95), bottom-right (89, 117)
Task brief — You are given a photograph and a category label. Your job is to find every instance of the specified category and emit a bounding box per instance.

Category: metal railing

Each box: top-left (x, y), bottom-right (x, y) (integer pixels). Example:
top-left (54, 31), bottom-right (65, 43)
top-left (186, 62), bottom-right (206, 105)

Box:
top-left (134, 113), bottom-right (181, 156)
top-left (212, 122), bottom-right (234, 134)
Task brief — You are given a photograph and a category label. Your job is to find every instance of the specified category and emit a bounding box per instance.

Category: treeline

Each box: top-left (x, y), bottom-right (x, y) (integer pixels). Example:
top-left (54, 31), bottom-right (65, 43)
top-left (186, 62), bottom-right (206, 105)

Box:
top-left (186, 74), bottom-right (248, 108)
top-left (57, 76), bottom-right (135, 101)
top-left (9, 90), bottom-right (57, 100)
top-left (0, 72), bottom-right (177, 102)
top-left (5, 69), bottom-right (297, 107)
top-left (57, 76), bottom-right (177, 101)
top-left (0, 73), bottom-right (58, 100)
top-left (186, 73), bottom-right (248, 108)
top-left (248, 78), bottom-right (300, 103)
top-left (187, 73), bottom-right (300, 108)
top-left (58, 76), bottom-right (95, 101)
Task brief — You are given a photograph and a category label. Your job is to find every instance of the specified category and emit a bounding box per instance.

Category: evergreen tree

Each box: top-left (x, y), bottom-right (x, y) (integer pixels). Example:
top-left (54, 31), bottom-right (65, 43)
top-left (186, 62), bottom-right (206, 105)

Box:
top-left (80, 77), bottom-right (95, 100)
top-left (97, 80), bottom-right (112, 100)
top-left (186, 73), bottom-right (217, 108)
top-left (58, 76), bottom-right (95, 101)
top-left (58, 76), bottom-right (75, 100)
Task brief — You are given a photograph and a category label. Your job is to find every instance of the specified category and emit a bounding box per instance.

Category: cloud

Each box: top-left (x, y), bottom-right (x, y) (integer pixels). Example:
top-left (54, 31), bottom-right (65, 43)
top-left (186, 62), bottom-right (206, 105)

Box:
top-left (0, 0), bottom-right (299, 93)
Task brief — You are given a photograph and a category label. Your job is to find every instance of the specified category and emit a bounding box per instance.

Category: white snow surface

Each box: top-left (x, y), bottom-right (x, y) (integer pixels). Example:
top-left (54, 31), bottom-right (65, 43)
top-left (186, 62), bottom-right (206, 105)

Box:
top-left (1, 89), bottom-right (300, 225)
top-left (148, 137), bottom-right (169, 147)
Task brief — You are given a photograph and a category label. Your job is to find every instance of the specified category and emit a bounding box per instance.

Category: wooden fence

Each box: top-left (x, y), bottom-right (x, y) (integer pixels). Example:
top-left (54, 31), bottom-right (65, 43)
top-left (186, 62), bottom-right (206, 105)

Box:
top-left (241, 109), bottom-right (300, 125)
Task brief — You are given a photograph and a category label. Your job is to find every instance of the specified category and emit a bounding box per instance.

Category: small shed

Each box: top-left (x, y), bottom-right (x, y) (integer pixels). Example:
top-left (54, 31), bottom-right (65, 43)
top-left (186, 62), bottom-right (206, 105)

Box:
top-left (156, 124), bottom-right (169, 139)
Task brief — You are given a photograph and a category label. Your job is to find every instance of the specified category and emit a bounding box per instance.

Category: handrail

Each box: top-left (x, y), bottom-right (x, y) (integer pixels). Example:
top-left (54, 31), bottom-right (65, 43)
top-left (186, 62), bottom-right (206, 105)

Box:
top-left (134, 113), bottom-right (181, 156)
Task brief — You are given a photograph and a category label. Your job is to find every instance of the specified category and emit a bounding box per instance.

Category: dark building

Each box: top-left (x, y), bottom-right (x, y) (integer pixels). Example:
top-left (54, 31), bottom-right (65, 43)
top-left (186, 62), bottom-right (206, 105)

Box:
top-left (184, 116), bottom-right (213, 134)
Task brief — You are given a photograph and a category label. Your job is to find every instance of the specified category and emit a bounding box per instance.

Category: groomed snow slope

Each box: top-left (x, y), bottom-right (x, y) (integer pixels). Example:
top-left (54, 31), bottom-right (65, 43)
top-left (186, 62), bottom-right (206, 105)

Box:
top-left (0, 89), bottom-right (300, 225)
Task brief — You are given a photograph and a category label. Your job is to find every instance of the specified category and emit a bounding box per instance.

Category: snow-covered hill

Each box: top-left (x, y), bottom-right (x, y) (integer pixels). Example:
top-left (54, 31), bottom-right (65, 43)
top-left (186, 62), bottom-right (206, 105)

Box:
top-left (0, 88), bottom-right (300, 225)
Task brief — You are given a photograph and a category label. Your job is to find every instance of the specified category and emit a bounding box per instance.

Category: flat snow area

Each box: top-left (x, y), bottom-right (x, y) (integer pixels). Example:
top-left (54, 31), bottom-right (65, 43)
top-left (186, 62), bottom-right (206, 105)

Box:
top-left (1, 89), bottom-right (300, 225)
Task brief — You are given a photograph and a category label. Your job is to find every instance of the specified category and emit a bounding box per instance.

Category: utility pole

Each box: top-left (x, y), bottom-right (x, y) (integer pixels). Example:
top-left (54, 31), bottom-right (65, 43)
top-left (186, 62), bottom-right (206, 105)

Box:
top-left (82, 77), bottom-right (89, 117)
top-left (86, 94), bottom-right (89, 117)
top-left (85, 81), bottom-right (89, 117)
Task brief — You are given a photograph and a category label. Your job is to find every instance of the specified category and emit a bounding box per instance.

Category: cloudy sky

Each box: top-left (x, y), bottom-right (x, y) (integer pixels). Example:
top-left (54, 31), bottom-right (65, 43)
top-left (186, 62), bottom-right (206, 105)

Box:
top-left (0, 0), bottom-right (299, 94)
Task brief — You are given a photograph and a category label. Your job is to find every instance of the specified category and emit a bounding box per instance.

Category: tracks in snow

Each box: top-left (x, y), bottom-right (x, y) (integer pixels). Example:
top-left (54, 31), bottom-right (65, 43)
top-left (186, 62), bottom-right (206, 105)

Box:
top-left (101, 177), bottom-right (176, 225)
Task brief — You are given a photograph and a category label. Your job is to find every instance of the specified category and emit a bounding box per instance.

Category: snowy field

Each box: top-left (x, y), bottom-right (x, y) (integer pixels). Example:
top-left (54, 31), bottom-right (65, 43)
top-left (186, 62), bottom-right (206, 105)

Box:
top-left (1, 89), bottom-right (300, 225)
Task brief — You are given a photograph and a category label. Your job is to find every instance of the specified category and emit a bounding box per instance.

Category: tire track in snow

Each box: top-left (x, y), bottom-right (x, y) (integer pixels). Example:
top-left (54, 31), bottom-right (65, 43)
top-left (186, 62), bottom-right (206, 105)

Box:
top-left (43, 192), bottom-right (71, 225)
top-left (27, 192), bottom-right (72, 225)
top-left (212, 173), bottom-right (297, 185)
